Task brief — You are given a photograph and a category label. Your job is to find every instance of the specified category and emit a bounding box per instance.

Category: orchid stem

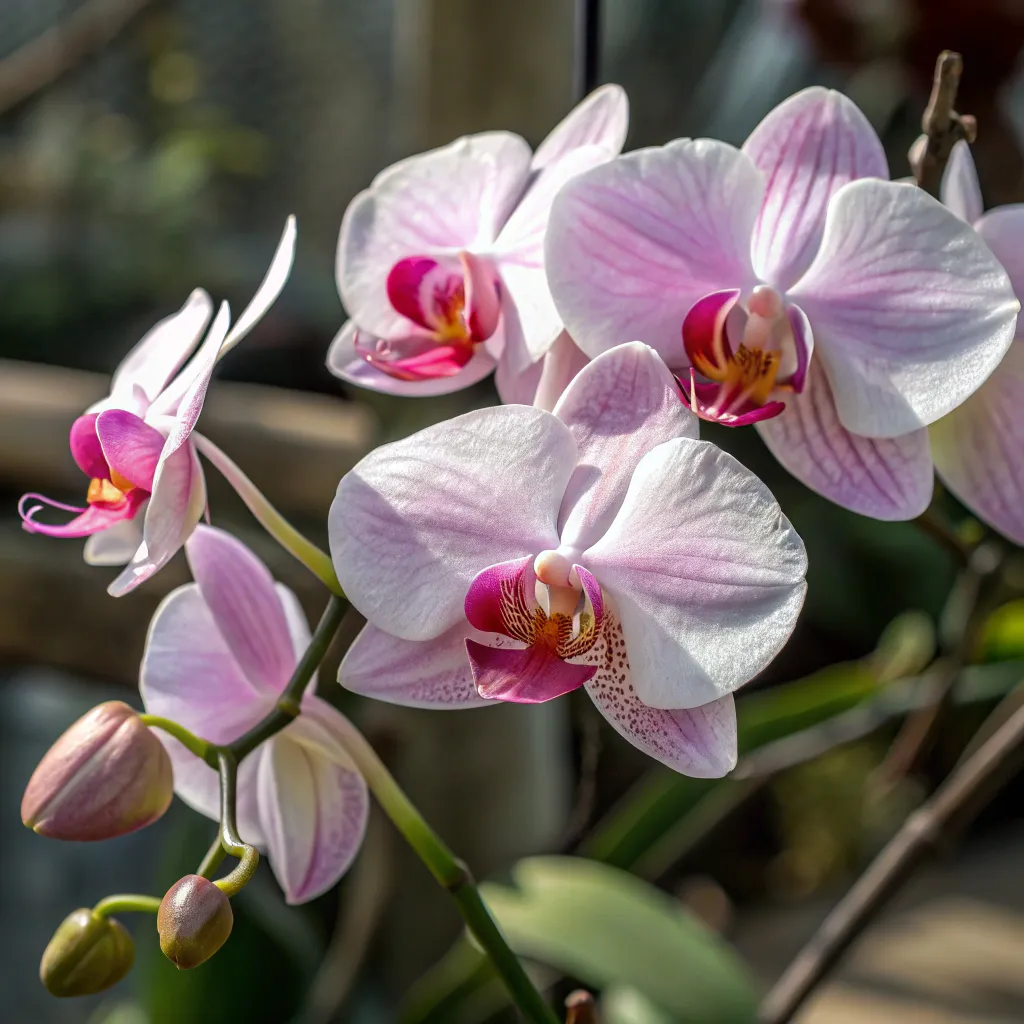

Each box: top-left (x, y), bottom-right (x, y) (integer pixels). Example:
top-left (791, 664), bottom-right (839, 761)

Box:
top-left (140, 715), bottom-right (218, 768)
top-left (93, 894), bottom-right (162, 917)
top-left (197, 834), bottom-right (228, 880)
top-left (213, 751), bottom-right (260, 899)
top-left (193, 433), bottom-right (343, 596)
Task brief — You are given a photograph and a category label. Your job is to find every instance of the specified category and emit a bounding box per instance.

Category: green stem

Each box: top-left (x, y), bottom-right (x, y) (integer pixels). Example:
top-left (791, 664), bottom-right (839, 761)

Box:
top-left (93, 894), bottom-right (162, 917)
top-left (193, 432), bottom-right (343, 596)
top-left (228, 595), bottom-right (347, 760)
top-left (326, 713), bottom-right (559, 1024)
top-left (213, 751), bottom-right (260, 898)
top-left (197, 835), bottom-right (228, 880)
top-left (913, 504), bottom-right (973, 567)
top-left (140, 715), bottom-right (218, 767)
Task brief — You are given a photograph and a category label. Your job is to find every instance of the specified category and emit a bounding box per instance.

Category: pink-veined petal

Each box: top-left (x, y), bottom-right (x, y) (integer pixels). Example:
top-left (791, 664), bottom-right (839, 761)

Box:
top-left (70, 414), bottom-right (107, 478)
top-left (257, 735), bottom-right (368, 904)
top-left (584, 438), bottom-right (807, 709)
top-left (337, 133), bottom-right (533, 337)
top-left (339, 621), bottom-right (492, 709)
top-left (941, 140), bottom-right (984, 225)
top-left (329, 405), bottom-right (575, 641)
top-left (83, 517), bottom-right (144, 566)
top-left (546, 139), bottom-right (763, 363)
top-left (582, 610), bottom-right (737, 776)
top-left (976, 205), bottom-right (1024, 321)
top-left (95, 409), bottom-right (165, 491)
top-left (466, 639), bottom-right (594, 703)
top-left (789, 179), bottom-right (1019, 438)
top-left (532, 84), bottom-right (629, 170)
top-left (185, 526), bottom-right (296, 694)
top-left (554, 342), bottom-right (697, 552)
top-left (107, 289), bottom-right (213, 408)
top-left (744, 87), bottom-right (887, 291)
top-left (931, 341), bottom-right (1024, 544)
top-left (525, 332), bottom-right (591, 411)
top-left (276, 583), bottom-right (312, 662)
top-left (757, 358), bottom-right (933, 520)
top-left (326, 320), bottom-right (499, 397)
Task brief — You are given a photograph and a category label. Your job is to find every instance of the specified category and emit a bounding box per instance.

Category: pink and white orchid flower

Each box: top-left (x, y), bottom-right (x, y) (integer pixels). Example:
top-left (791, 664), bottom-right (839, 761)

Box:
top-left (18, 219), bottom-right (296, 596)
top-left (329, 343), bottom-right (807, 777)
top-left (546, 87), bottom-right (1020, 521)
top-left (141, 526), bottom-right (369, 904)
top-left (929, 142), bottom-right (1024, 544)
top-left (327, 85), bottom-right (627, 399)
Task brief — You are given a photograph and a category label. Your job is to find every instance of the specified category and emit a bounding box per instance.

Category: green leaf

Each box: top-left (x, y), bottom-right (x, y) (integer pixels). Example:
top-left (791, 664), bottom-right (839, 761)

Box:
top-left (602, 986), bottom-right (678, 1024)
top-left (479, 857), bottom-right (758, 1024)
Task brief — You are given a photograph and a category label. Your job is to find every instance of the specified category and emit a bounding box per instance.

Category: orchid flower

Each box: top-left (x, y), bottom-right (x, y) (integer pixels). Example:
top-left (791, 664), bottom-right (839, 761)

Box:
top-left (329, 342), bottom-right (807, 777)
top-left (141, 525), bottom-right (369, 904)
top-left (18, 219), bottom-right (297, 596)
top-left (327, 85), bottom-right (628, 398)
top-left (927, 142), bottom-right (1024, 544)
top-left (546, 87), bottom-right (1020, 521)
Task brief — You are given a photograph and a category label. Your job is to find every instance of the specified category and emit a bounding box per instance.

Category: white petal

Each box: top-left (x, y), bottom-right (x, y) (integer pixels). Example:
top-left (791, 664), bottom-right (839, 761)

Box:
top-left (941, 140), bottom-right (984, 225)
top-left (83, 518), bottom-right (144, 566)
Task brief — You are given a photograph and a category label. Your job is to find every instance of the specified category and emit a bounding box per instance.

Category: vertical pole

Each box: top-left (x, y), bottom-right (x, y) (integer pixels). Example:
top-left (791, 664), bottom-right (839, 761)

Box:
top-left (573, 0), bottom-right (601, 102)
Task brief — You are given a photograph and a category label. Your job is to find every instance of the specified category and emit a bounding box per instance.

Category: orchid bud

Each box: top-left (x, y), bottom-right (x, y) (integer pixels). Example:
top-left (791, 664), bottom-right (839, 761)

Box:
top-left (40, 909), bottom-right (134, 997)
top-left (158, 875), bottom-right (233, 969)
top-left (22, 700), bottom-right (173, 841)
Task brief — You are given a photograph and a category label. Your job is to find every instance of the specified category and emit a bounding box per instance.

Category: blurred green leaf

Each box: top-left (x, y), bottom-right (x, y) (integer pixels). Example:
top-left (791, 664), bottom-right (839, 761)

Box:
top-left (479, 857), bottom-right (757, 1024)
top-left (980, 600), bottom-right (1024, 661)
top-left (602, 986), bottom-right (678, 1024)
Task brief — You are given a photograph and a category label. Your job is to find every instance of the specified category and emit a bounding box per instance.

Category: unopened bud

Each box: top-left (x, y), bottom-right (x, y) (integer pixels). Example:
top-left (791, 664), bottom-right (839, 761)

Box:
top-left (22, 701), bottom-right (173, 841)
top-left (40, 909), bottom-right (134, 997)
top-left (158, 875), bottom-right (233, 969)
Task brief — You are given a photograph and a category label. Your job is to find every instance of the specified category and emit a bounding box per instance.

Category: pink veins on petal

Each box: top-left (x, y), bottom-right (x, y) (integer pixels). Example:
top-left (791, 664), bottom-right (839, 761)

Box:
top-left (357, 251), bottom-right (501, 382)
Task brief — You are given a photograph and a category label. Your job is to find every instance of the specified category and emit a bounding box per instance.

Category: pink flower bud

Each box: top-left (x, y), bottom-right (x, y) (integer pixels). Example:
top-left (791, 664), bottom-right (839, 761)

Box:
top-left (40, 908), bottom-right (134, 997)
top-left (158, 875), bottom-right (233, 969)
top-left (22, 700), bottom-right (174, 841)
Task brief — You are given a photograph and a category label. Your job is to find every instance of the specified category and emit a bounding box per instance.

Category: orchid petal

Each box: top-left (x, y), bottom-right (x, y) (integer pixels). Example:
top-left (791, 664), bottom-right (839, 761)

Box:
top-left (339, 622), bottom-right (491, 708)
top-left (83, 518), bottom-right (144, 566)
top-left (976, 205), bottom-right (1024, 319)
top-left (20, 494), bottom-right (144, 538)
top-left (257, 735), bottom-right (368, 903)
top-left (95, 409), bottom-right (165, 491)
top-left (744, 87), bottom-right (887, 291)
top-left (325, 320), bottom-right (499, 397)
top-left (554, 342), bottom-right (698, 552)
top-left (531, 84), bottom-right (629, 170)
top-left (583, 612), bottom-right (737, 776)
top-left (526, 332), bottom-right (591, 411)
top-left (584, 438), bottom-right (807, 709)
top-left (757, 359), bottom-right (933, 520)
top-left (466, 640), bottom-right (594, 703)
top-left (337, 133), bottom-right (533, 337)
top-left (941, 141), bottom-right (984, 225)
top-left (330, 405), bottom-right (575, 641)
top-left (70, 414), bottom-right (107, 478)
top-left (276, 583), bottom-right (313, 662)
top-left (546, 139), bottom-right (763, 363)
top-left (789, 179), bottom-right (1019, 437)
top-left (465, 556), bottom-right (535, 635)
top-left (931, 341), bottom-right (1024, 544)
top-left (185, 526), bottom-right (296, 694)
top-left (107, 289), bottom-right (213, 407)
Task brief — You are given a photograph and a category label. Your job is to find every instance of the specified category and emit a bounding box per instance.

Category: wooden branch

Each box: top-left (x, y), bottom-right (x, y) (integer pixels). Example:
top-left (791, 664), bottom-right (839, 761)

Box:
top-left (758, 693), bottom-right (1024, 1024)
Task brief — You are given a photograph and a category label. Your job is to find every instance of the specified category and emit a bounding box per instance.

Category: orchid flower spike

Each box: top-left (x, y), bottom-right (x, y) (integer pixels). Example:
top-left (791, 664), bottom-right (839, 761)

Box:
top-left (330, 343), bottom-right (807, 777)
top-left (328, 85), bottom-right (628, 401)
top-left (140, 526), bottom-right (368, 904)
top-left (929, 142), bottom-right (1024, 544)
top-left (18, 219), bottom-right (297, 596)
top-left (546, 87), bottom-right (1020, 521)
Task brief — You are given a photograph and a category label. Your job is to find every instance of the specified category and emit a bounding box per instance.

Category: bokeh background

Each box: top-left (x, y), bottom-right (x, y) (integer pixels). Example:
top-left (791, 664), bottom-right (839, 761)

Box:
top-left (3, 1), bottom-right (1024, 1022)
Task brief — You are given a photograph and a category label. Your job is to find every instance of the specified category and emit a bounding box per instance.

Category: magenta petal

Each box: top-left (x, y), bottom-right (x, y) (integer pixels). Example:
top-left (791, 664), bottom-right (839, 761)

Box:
top-left (70, 414), bottom-right (107, 479)
top-left (465, 557), bottom-right (534, 635)
top-left (574, 564), bottom-right (604, 633)
top-left (682, 289), bottom-right (740, 375)
top-left (466, 638), bottom-right (594, 703)
top-left (95, 409), bottom-right (166, 491)
top-left (19, 494), bottom-right (142, 538)
top-left (356, 330), bottom-right (475, 382)
top-left (784, 303), bottom-right (814, 392)
top-left (462, 251), bottom-right (501, 342)
top-left (386, 256), bottom-right (442, 331)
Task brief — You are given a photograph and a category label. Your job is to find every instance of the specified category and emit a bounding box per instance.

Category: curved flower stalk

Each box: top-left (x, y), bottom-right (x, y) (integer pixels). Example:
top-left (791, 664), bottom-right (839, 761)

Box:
top-left (929, 142), bottom-right (1024, 544)
top-left (328, 85), bottom-right (628, 398)
top-left (546, 87), bottom-right (1020, 521)
top-left (18, 218), bottom-right (297, 596)
top-left (140, 525), bottom-right (368, 904)
top-left (330, 343), bottom-right (807, 777)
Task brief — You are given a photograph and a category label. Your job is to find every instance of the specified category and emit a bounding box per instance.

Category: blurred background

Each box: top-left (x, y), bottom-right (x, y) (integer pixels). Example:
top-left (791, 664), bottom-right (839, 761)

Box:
top-left (3, 1), bottom-right (1024, 1021)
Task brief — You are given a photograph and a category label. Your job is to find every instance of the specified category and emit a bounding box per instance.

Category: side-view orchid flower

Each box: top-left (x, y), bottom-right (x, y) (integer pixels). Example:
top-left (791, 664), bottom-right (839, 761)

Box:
top-left (929, 142), bottom-right (1024, 544)
top-left (328, 85), bottom-right (627, 399)
top-left (546, 87), bottom-right (1020, 521)
top-left (18, 219), bottom-right (296, 596)
top-left (330, 342), bottom-right (807, 777)
top-left (141, 525), bottom-right (369, 904)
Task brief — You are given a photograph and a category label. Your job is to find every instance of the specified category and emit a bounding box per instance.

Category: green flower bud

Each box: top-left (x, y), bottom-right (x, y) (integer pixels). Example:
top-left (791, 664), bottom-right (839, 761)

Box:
top-left (158, 875), bottom-right (233, 969)
top-left (22, 701), bottom-right (173, 841)
top-left (40, 908), bottom-right (134, 997)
